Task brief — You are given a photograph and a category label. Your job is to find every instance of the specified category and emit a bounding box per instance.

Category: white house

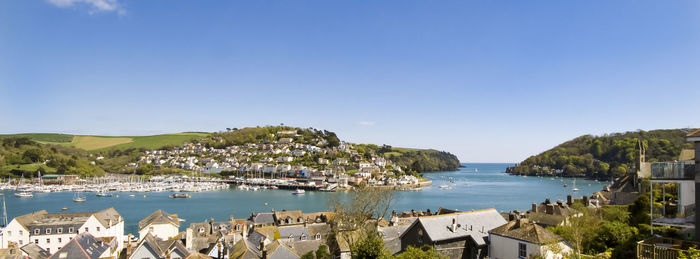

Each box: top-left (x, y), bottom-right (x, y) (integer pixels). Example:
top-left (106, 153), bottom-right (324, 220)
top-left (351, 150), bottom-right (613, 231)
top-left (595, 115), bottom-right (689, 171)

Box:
top-left (488, 219), bottom-right (573, 259)
top-left (138, 210), bottom-right (181, 241)
top-left (1, 208), bottom-right (124, 256)
top-left (129, 233), bottom-right (189, 259)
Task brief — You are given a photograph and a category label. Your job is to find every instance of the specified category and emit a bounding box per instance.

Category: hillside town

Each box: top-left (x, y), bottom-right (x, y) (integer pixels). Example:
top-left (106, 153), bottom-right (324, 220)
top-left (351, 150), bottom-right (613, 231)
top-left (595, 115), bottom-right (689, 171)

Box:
top-left (131, 129), bottom-right (426, 190)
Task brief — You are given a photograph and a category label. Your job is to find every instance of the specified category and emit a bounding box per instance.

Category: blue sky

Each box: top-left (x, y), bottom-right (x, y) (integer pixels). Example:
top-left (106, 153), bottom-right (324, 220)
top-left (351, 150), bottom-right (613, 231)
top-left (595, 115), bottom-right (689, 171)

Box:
top-left (1, 0), bottom-right (699, 162)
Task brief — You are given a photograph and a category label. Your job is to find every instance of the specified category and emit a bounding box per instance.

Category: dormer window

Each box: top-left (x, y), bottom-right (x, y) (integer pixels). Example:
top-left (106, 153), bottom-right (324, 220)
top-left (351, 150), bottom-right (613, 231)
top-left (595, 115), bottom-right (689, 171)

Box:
top-left (46, 228), bottom-right (51, 234)
top-left (300, 234), bottom-right (306, 240)
top-left (315, 233), bottom-right (321, 240)
top-left (57, 228), bottom-right (62, 234)
top-left (34, 229), bottom-right (40, 235)
top-left (199, 227), bottom-right (205, 233)
top-left (235, 224), bottom-right (241, 231)
top-left (286, 218), bottom-right (292, 224)
top-left (288, 234), bottom-right (294, 239)
top-left (298, 217), bottom-right (303, 223)
top-left (68, 227), bottom-right (74, 233)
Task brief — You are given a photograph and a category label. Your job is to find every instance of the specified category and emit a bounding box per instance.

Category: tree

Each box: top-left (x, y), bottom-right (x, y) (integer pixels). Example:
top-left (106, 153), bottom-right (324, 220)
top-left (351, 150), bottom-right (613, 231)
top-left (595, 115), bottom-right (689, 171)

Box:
top-left (301, 251), bottom-right (315, 259)
top-left (350, 232), bottom-right (389, 259)
top-left (394, 246), bottom-right (447, 259)
top-left (550, 202), bottom-right (600, 256)
top-left (316, 245), bottom-right (331, 259)
top-left (328, 188), bottom-right (395, 256)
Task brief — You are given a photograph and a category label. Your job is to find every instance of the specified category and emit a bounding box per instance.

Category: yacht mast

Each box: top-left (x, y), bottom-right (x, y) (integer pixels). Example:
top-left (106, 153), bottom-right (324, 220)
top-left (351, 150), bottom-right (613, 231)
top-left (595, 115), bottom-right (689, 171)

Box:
top-left (1, 194), bottom-right (7, 227)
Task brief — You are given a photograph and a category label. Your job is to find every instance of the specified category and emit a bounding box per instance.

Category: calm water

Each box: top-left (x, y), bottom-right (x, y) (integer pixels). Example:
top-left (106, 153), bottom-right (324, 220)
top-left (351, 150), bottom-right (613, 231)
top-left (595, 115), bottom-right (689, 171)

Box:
top-left (2, 163), bottom-right (608, 235)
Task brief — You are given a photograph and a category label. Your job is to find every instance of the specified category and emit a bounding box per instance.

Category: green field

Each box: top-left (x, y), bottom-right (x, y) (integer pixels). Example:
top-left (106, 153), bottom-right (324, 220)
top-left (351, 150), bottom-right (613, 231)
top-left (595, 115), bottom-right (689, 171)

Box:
top-left (0, 132), bottom-right (210, 151)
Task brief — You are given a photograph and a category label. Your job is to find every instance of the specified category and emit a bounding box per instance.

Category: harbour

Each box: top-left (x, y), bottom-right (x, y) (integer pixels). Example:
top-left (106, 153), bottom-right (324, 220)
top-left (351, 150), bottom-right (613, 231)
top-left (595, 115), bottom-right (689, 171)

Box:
top-left (1, 163), bottom-right (608, 235)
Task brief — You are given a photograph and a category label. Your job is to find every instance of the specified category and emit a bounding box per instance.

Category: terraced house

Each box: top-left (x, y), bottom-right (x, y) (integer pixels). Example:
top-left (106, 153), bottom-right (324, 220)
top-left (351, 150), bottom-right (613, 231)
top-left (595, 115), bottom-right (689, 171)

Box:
top-left (0, 208), bottom-right (124, 257)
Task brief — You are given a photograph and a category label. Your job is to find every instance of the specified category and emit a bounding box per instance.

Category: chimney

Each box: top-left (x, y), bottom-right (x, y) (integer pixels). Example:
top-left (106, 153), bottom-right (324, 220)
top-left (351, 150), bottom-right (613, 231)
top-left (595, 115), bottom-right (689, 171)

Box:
top-left (426, 209), bottom-right (431, 215)
top-left (230, 215), bottom-right (234, 222)
top-left (186, 228), bottom-right (193, 251)
top-left (532, 203), bottom-right (537, 213)
top-left (508, 213), bottom-right (515, 221)
top-left (451, 218), bottom-right (457, 233)
top-left (546, 204), bottom-right (554, 215)
top-left (545, 198), bottom-right (551, 204)
top-left (210, 217), bottom-right (215, 235)
top-left (567, 195), bottom-right (573, 206)
top-left (260, 239), bottom-right (267, 259)
top-left (242, 223), bottom-right (248, 238)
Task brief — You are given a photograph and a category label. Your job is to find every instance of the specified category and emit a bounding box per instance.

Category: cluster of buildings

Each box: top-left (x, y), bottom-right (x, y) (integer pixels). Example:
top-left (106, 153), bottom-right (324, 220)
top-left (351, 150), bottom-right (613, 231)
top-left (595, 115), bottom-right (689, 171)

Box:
top-left (134, 132), bottom-right (424, 189)
top-left (0, 204), bottom-right (579, 259)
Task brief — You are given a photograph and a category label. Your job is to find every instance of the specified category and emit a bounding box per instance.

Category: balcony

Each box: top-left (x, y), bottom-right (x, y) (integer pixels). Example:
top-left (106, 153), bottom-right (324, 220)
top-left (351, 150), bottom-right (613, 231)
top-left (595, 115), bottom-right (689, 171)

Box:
top-left (651, 162), bottom-right (695, 180)
top-left (637, 237), bottom-right (700, 259)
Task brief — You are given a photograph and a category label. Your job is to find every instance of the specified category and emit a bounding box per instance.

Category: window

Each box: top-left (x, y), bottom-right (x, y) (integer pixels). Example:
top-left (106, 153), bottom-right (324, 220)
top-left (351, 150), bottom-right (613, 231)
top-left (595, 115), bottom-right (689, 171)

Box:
top-left (300, 234), bottom-right (306, 241)
top-left (96, 227), bottom-right (100, 232)
top-left (235, 224), bottom-right (241, 231)
top-left (68, 227), bottom-right (74, 233)
top-left (57, 228), bottom-right (62, 234)
top-left (59, 252), bottom-right (68, 258)
top-left (46, 238), bottom-right (50, 244)
top-left (199, 227), bottom-right (205, 233)
top-left (84, 227), bottom-right (89, 233)
top-left (34, 239), bottom-right (38, 244)
top-left (417, 229), bottom-right (424, 244)
top-left (46, 248), bottom-right (50, 253)
top-left (518, 243), bottom-right (527, 258)
top-left (315, 233), bottom-right (321, 240)
top-left (34, 229), bottom-right (40, 235)
top-left (19, 230), bottom-right (23, 235)
top-left (149, 226), bottom-right (154, 232)
top-left (58, 238), bottom-right (62, 243)
top-left (46, 228), bottom-right (51, 234)
top-left (18, 240), bottom-right (23, 245)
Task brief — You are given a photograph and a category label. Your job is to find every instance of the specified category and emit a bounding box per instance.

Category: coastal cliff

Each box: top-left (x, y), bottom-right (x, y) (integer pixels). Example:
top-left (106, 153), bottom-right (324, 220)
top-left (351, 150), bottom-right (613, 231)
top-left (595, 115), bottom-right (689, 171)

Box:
top-left (506, 128), bottom-right (695, 179)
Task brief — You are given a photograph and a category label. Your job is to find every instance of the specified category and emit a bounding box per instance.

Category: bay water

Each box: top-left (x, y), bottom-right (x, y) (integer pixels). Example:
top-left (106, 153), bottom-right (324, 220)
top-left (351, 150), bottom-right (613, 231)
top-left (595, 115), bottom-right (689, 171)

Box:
top-left (2, 163), bottom-right (608, 235)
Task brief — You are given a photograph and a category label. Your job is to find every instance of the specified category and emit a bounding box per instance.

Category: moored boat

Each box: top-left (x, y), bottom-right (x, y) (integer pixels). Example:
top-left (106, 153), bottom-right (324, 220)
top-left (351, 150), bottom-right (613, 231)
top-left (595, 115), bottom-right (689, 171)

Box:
top-left (169, 193), bottom-right (191, 198)
top-left (292, 189), bottom-right (305, 195)
top-left (14, 191), bottom-right (33, 198)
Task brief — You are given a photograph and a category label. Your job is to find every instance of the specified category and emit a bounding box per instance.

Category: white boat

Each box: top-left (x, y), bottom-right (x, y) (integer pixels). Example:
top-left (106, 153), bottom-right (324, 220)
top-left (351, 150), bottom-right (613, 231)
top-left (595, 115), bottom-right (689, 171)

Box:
top-left (439, 185), bottom-right (450, 189)
top-left (96, 191), bottom-right (112, 197)
top-left (14, 191), bottom-right (33, 198)
top-left (292, 189), bottom-right (305, 195)
top-left (73, 192), bottom-right (86, 202)
top-left (572, 179), bottom-right (579, 192)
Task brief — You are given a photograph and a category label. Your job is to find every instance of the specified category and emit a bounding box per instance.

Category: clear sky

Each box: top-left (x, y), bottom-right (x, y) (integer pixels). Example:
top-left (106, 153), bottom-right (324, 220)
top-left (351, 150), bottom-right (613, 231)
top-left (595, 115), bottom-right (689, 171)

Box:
top-left (1, 0), bottom-right (699, 163)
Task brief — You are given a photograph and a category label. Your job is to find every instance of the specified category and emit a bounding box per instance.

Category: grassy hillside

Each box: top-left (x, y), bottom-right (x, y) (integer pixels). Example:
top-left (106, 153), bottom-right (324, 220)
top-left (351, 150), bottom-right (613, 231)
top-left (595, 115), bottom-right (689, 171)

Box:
top-left (507, 129), bottom-right (695, 179)
top-left (0, 132), bottom-right (210, 151)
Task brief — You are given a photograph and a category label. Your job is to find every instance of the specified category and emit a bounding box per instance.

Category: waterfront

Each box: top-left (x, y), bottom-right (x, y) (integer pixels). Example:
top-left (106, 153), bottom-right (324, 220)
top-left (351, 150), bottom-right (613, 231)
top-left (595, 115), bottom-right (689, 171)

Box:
top-left (2, 163), bottom-right (608, 235)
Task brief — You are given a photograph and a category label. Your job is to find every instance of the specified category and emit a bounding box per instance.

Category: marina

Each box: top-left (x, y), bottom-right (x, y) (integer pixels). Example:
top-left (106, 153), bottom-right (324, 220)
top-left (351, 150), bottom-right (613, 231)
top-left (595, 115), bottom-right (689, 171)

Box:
top-left (0, 163), bottom-right (608, 235)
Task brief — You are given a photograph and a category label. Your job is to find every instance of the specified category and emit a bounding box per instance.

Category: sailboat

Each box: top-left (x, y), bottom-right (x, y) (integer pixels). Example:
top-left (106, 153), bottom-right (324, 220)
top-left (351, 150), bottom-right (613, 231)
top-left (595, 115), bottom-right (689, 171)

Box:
top-left (572, 179), bottom-right (579, 192)
top-left (96, 189), bottom-right (112, 197)
top-left (73, 191), bottom-right (86, 202)
top-left (14, 176), bottom-right (33, 197)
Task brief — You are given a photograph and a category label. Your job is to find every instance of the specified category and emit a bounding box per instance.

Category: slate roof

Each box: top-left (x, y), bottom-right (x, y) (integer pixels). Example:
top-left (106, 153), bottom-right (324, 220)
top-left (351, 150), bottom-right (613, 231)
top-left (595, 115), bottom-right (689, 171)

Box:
top-left (134, 233), bottom-right (189, 259)
top-left (401, 208), bottom-right (507, 245)
top-left (274, 211), bottom-right (303, 225)
top-left (252, 213), bottom-right (275, 225)
top-left (139, 210), bottom-right (180, 229)
top-left (48, 233), bottom-right (110, 259)
top-left (277, 226), bottom-right (311, 241)
top-left (265, 240), bottom-right (299, 259)
top-left (526, 213), bottom-right (566, 227)
top-left (20, 243), bottom-right (50, 259)
top-left (289, 240), bottom-right (322, 257)
top-left (15, 208), bottom-right (121, 236)
top-left (489, 219), bottom-right (565, 245)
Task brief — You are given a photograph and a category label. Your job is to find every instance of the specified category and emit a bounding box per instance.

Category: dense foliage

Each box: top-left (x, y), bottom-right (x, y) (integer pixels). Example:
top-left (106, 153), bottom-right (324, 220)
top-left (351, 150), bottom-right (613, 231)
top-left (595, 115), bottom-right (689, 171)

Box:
top-left (203, 126), bottom-right (340, 148)
top-left (507, 129), bottom-right (694, 179)
top-left (0, 137), bottom-right (105, 178)
top-left (357, 144), bottom-right (460, 173)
